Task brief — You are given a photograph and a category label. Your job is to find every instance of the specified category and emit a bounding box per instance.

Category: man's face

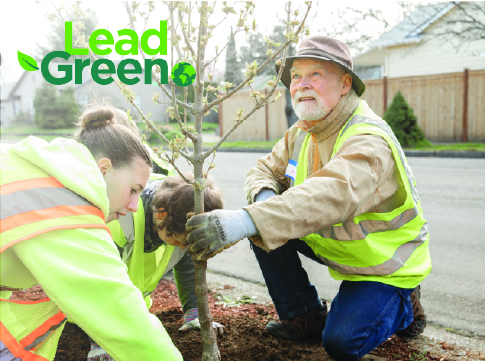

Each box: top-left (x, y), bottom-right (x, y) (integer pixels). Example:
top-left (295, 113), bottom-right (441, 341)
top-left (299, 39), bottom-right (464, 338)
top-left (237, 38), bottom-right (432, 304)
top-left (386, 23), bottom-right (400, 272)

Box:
top-left (290, 59), bottom-right (351, 122)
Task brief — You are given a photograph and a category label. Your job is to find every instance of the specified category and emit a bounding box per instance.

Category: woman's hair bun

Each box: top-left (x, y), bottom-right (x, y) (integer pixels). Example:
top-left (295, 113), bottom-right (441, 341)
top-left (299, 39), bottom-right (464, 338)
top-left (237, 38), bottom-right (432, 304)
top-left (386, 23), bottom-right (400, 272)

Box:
top-left (81, 108), bottom-right (115, 130)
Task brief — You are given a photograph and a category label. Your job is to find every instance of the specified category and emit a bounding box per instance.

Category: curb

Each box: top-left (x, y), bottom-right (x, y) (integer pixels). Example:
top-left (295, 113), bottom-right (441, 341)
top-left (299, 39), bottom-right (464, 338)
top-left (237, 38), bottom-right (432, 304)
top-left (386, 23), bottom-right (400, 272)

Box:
top-left (208, 148), bottom-right (485, 158)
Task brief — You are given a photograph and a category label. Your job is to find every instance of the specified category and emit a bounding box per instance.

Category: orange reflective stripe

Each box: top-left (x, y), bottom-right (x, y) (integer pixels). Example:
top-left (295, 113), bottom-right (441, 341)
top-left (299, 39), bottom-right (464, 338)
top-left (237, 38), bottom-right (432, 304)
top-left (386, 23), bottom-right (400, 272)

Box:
top-left (1, 205), bottom-right (105, 233)
top-left (0, 322), bottom-right (49, 361)
top-left (19, 311), bottom-right (66, 348)
top-left (0, 177), bottom-right (64, 196)
top-left (0, 298), bottom-right (50, 304)
top-left (0, 223), bottom-right (110, 253)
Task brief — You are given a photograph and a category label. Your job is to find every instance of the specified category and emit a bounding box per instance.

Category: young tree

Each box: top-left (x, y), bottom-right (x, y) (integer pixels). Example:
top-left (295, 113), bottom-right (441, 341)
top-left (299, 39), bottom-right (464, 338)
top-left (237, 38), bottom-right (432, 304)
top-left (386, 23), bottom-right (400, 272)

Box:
top-left (384, 90), bottom-right (430, 148)
top-left (44, 2), bottom-right (312, 360)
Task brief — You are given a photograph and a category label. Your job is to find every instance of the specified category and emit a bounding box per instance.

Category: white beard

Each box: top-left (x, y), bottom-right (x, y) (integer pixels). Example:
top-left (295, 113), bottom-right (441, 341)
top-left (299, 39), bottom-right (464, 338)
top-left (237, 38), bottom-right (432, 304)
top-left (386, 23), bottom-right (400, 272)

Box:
top-left (291, 90), bottom-right (331, 121)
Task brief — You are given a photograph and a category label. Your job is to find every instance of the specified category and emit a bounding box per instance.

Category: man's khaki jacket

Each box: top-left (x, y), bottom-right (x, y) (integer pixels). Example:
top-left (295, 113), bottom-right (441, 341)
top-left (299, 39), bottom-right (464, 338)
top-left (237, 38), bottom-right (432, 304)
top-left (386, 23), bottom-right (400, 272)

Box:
top-left (244, 89), bottom-right (405, 252)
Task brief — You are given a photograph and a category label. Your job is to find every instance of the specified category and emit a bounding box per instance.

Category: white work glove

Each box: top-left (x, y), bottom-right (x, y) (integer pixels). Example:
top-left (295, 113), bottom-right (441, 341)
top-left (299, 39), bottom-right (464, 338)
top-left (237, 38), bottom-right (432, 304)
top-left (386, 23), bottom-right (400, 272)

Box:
top-left (185, 209), bottom-right (258, 261)
top-left (178, 318), bottom-right (224, 336)
top-left (87, 340), bottom-right (114, 361)
top-left (254, 189), bottom-right (277, 203)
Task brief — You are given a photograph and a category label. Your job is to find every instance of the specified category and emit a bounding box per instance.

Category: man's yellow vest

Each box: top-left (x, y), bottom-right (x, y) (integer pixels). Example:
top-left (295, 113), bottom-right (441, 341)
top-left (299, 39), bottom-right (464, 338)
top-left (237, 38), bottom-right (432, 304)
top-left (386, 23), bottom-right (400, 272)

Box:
top-left (291, 100), bottom-right (431, 289)
top-left (107, 174), bottom-right (175, 309)
top-left (0, 149), bottom-right (109, 360)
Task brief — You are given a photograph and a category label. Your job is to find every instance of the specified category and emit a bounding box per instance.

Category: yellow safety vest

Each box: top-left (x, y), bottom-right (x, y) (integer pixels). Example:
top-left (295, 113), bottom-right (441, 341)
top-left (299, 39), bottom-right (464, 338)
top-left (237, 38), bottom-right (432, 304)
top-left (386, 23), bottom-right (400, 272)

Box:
top-left (107, 174), bottom-right (175, 308)
top-left (0, 149), bottom-right (109, 360)
top-left (290, 101), bottom-right (431, 289)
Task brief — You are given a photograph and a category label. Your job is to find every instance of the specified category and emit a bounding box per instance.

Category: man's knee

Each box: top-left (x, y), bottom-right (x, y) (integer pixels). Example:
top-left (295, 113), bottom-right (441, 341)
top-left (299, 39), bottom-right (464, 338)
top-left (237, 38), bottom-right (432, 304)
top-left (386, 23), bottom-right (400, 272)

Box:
top-left (322, 328), bottom-right (360, 361)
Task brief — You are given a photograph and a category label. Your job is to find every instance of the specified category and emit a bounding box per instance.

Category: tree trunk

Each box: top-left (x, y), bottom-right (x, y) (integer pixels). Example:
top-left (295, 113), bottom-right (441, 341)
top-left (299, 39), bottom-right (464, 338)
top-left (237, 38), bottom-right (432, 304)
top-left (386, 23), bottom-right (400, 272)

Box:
top-left (192, 3), bottom-right (220, 360)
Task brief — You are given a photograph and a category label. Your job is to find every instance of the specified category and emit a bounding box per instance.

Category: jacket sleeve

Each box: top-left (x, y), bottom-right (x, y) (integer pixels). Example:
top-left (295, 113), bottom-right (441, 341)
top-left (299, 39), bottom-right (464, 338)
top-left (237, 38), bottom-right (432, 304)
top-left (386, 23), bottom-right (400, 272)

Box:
top-left (12, 227), bottom-right (183, 361)
top-left (244, 134), bottom-right (400, 251)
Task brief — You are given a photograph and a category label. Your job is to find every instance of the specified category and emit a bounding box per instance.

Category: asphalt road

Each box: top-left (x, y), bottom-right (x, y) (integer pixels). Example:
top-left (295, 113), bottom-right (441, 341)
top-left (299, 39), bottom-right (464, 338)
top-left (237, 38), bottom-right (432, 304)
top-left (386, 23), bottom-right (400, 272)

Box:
top-left (175, 152), bottom-right (485, 335)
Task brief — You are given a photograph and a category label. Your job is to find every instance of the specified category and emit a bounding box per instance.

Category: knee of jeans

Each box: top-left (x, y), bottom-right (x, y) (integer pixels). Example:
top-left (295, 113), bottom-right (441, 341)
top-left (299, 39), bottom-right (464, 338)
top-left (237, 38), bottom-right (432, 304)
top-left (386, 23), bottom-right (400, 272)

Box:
top-left (322, 328), bottom-right (358, 361)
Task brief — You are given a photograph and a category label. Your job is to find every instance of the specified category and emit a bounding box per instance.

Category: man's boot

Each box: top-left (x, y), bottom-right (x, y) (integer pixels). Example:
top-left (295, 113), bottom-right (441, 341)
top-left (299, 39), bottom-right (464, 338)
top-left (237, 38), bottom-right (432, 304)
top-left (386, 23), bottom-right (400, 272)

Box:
top-left (396, 285), bottom-right (427, 337)
top-left (265, 301), bottom-right (327, 340)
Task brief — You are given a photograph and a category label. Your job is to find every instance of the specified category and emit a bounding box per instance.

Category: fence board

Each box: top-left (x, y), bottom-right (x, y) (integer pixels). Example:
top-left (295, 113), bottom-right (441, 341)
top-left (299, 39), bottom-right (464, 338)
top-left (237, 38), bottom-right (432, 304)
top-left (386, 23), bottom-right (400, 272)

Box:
top-left (361, 70), bottom-right (484, 142)
top-left (220, 88), bottom-right (287, 141)
top-left (221, 71), bottom-right (484, 142)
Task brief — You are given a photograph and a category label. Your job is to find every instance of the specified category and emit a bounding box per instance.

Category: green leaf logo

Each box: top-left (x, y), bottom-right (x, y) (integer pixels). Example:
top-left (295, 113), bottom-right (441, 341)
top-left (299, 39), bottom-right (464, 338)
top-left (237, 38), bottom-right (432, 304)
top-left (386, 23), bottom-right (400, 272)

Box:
top-left (18, 51), bottom-right (39, 71)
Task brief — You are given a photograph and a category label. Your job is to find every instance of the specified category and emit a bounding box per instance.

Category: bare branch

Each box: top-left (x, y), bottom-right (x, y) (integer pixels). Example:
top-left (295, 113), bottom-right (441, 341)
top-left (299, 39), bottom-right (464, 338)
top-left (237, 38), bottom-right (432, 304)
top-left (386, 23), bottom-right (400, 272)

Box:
top-left (206, 2), bottom-right (312, 112)
top-left (203, 2), bottom-right (312, 159)
top-left (123, 1), bottom-right (193, 112)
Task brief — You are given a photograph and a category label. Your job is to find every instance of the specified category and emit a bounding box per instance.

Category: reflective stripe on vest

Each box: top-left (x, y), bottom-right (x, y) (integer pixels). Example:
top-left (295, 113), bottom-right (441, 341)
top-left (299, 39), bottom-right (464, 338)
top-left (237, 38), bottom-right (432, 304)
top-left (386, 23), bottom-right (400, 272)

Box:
top-left (289, 100), bottom-right (431, 288)
top-left (1, 177), bottom-right (109, 253)
top-left (1, 161), bottom-right (108, 359)
top-left (0, 298), bottom-right (67, 361)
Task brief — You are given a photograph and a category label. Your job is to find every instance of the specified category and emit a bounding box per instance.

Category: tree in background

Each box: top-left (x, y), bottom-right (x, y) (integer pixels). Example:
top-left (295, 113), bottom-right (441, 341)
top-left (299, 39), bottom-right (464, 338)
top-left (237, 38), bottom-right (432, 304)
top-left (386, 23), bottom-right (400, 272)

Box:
top-left (33, 83), bottom-right (79, 129)
top-left (384, 91), bottom-right (430, 148)
top-left (36, 4), bottom-right (98, 60)
top-left (224, 27), bottom-right (243, 84)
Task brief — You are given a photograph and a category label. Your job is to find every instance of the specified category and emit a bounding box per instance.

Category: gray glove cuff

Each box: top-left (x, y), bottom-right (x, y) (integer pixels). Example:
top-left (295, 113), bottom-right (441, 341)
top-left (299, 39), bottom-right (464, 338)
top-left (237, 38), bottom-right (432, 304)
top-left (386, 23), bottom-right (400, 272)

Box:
top-left (255, 188), bottom-right (277, 203)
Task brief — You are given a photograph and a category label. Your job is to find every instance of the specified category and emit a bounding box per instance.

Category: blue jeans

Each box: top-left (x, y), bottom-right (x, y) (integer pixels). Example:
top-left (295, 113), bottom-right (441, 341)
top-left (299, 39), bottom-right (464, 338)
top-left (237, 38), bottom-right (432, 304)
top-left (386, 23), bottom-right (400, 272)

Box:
top-left (251, 238), bottom-right (414, 361)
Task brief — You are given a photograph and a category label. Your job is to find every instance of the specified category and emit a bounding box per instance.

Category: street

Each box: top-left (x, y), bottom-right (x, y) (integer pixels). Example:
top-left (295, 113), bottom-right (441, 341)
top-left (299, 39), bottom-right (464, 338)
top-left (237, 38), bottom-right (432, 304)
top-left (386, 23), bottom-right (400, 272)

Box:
top-left (175, 152), bottom-right (485, 335)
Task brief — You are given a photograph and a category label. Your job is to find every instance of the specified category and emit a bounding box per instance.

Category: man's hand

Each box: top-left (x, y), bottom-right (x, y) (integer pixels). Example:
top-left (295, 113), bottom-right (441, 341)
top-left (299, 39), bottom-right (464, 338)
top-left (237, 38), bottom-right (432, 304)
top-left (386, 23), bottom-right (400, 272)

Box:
top-left (178, 319), bottom-right (224, 336)
top-left (184, 210), bottom-right (258, 261)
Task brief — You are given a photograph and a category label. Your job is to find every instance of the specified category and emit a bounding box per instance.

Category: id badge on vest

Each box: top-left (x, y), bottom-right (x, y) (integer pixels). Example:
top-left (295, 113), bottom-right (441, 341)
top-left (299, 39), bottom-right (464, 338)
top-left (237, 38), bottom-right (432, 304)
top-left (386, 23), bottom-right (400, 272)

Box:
top-left (285, 159), bottom-right (298, 181)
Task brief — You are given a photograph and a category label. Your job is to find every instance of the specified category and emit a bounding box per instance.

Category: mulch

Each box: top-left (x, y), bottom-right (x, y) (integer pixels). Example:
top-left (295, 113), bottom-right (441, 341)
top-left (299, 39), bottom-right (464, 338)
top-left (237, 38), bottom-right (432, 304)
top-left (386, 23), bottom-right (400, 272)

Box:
top-left (10, 281), bottom-right (480, 361)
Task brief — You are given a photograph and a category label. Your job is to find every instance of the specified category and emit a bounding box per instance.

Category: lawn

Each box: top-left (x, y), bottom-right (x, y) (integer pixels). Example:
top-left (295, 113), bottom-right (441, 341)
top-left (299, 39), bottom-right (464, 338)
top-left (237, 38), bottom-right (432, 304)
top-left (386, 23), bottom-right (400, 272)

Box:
top-left (2, 124), bottom-right (484, 152)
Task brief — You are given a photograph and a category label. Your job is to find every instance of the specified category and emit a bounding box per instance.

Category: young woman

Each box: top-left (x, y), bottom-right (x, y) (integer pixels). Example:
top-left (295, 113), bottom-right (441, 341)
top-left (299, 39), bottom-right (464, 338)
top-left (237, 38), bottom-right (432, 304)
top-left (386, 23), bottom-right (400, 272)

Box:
top-left (0, 108), bottom-right (182, 361)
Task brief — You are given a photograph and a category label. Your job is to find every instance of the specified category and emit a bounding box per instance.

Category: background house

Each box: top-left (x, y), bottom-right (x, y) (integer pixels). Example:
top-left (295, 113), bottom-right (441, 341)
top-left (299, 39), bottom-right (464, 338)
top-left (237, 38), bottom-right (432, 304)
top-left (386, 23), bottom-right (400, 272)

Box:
top-left (353, 1), bottom-right (485, 142)
top-left (353, 2), bottom-right (484, 78)
top-left (0, 60), bottom-right (171, 127)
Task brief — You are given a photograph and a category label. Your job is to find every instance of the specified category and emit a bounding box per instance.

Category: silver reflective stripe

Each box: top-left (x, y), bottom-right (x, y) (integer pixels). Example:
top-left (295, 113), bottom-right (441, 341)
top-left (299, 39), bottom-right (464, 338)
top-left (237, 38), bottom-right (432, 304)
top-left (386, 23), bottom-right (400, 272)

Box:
top-left (1, 187), bottom-right (93, 220)
top-left (317, 206), bottom-right (420, 241)
top-left (288, 130), bottom-right (308, 188)
top-left (23, 317), bottom-right (67, 351)
top-left (341, 115), bottom-right (419, 203)
top-left (316, 222), bottom-right (429, 275)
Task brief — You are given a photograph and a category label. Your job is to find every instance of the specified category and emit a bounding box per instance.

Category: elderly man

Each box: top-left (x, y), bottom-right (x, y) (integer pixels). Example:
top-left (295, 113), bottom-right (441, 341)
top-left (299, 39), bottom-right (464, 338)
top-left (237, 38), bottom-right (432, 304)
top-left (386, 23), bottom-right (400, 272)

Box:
top-left (185, 36), bottom-right (431, 360)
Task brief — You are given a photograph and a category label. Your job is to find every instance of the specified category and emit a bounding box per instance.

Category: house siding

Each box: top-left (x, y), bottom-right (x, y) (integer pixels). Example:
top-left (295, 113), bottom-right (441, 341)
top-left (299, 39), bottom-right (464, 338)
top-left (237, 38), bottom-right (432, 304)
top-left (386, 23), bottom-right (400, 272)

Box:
top-left (387, 37), bottom-right (484, 78)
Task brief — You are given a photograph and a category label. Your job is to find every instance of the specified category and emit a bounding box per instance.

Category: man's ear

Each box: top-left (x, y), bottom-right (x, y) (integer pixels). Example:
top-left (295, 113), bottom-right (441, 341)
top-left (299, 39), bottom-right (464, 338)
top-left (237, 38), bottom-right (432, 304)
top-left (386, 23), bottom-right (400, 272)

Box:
top-left (97, 158), bottom-right (113, 176)
top-left (340, 73), bottom-right (353, 95)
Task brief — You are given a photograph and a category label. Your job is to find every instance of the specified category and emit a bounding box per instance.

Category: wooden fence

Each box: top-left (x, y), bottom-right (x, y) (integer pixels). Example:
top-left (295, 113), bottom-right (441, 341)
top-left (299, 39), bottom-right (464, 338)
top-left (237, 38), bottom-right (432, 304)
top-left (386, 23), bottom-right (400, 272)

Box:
top-left (361, 69), bottom-right (485, 142)
top-left (219, 70), bottom-right (485, 143)
top-left (219, 87), bottom-right (287, 142)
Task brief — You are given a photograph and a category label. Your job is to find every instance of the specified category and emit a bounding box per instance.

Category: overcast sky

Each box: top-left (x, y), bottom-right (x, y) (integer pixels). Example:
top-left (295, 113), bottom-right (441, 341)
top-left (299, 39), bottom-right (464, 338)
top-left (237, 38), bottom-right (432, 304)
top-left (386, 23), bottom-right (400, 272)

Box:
top-left (0, 1), bottom-right (425, 86)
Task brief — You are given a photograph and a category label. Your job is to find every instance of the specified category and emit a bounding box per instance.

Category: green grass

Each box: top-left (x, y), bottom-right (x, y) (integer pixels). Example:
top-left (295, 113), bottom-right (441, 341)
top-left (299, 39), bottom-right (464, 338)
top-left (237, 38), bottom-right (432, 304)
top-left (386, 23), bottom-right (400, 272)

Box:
top-left (0, 125), bottom-right (75, 135)
top-left (2, 125), bottom-right (483, 152)
top-left (411, 143), bottom-right (485, 152)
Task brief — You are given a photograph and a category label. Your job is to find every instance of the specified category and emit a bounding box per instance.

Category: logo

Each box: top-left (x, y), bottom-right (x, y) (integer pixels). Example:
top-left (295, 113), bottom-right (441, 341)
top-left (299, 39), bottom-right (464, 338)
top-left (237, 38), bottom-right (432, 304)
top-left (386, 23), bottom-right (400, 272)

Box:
top-left (214, 218), bottom-right (226, 242)
top-left (18, 21), bottom-right (195, 87)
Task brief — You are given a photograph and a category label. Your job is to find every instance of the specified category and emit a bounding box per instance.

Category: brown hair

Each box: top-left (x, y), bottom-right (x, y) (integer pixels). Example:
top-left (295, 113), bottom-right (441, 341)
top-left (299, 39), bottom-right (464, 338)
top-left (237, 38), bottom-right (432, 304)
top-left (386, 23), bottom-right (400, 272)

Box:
top-left (74, 105), bottom-right (152, 169)
top-left (153, 173), bottom-right (224, 236)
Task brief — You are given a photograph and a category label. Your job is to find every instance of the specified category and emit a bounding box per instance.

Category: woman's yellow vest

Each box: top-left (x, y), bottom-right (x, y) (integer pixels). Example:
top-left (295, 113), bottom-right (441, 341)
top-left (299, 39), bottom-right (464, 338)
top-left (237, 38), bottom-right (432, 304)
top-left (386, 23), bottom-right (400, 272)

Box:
top-left (0, 148), bottom-right (109, 360)
top-left (291, 101), bottom-right (431, 289)
top-left (107, 174), bottom-right (175, 309)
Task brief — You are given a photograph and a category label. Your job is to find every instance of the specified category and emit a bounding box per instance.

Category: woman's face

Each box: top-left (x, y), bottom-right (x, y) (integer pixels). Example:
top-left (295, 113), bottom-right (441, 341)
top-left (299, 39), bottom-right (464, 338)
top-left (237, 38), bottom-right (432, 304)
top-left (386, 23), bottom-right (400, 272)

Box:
top-left (99, 157), bottom-right (151, 223)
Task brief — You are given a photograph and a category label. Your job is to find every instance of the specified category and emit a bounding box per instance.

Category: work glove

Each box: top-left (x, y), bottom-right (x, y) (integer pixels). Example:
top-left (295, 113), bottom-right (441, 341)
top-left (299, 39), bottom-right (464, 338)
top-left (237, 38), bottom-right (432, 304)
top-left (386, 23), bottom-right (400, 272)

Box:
top-left (185, 209), bottom-right (258, 261)
top-left (87, 339), bottom-right (114, 361)
top-left (178, 318), bottom-right (224, 336)
top-left (254, 188), bottom-right (277, 203)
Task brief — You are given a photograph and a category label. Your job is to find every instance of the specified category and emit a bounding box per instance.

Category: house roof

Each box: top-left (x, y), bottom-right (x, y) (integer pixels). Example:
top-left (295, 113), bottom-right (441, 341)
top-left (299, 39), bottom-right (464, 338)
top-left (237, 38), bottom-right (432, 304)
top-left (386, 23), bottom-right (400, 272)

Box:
top-left (353, 2), bottom-right (456, 65)
top-left (368, 2), bottom-right (455, 49)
